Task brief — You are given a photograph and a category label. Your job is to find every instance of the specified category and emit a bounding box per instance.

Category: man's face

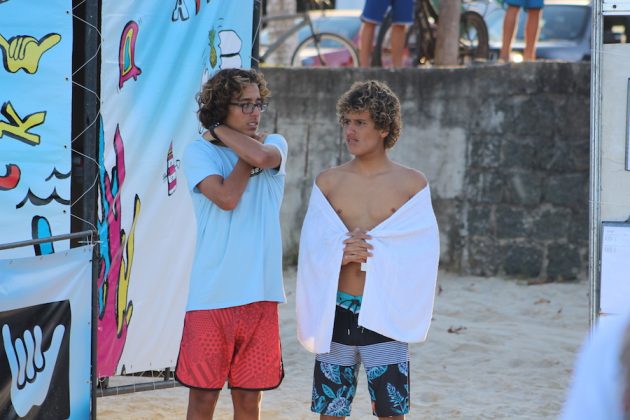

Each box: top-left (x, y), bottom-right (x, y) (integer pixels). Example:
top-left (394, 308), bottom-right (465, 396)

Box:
top-left (224, 83), bottom-right (263, 137)
top-left (341, 110), bottom-right (388, 156)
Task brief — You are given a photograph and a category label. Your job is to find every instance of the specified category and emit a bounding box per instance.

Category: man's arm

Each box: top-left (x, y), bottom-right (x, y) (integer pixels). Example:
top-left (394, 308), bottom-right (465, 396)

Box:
top-left (197, 158), bottom-right (252, 211)
top-left (213, 125), bottom-right (281, 169)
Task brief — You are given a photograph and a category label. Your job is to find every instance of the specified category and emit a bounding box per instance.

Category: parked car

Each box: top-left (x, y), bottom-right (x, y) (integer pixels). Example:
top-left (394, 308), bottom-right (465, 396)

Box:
top-left (486, 0), bottom-right (592, 62)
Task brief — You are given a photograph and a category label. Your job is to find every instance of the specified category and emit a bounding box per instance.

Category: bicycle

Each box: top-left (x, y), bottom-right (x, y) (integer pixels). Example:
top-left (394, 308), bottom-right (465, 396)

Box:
top-left (373, 0), bottom-right (490, 67)
top-left (259, 0), bottom-right (359, 68)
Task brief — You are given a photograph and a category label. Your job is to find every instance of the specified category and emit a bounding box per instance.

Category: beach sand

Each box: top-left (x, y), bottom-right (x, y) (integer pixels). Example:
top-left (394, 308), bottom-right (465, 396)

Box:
top-left (97, 268), bottom-right (590, 419)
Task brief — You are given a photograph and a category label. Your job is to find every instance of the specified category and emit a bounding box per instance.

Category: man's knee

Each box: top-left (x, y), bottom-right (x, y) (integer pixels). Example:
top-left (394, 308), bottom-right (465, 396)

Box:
top-left (188, 389), bottom-right (220, 415)
top-left (506, 5), bottom-right (520, 17)
top-left (361, 21), bottom-right (377, 32)
top-left (527, 8), bottom-right (542, 19)
top-left (231, 389), bottom-right (262, 413)
top-left (391, 24), bottom-right (406, 32)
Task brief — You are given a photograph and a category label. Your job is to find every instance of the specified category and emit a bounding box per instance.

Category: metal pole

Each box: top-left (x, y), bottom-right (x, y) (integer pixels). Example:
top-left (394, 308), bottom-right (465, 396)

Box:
top-left (589, 0), bottom-right (603, 329)
top-left (0, 231), bottom-right (95, 251)
top-left (97, 379), bottom-right (182, 397)
top-left (70, 0), bottom-right (101, 418)
top-left (252, 0), bottom-right (261, 69)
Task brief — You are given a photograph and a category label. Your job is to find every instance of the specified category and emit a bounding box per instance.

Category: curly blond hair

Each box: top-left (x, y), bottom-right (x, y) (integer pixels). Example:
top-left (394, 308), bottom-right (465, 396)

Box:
top-left (336, 80), bottom-right (402, 149)
top-left (197, 68), bottom-right (270, 130)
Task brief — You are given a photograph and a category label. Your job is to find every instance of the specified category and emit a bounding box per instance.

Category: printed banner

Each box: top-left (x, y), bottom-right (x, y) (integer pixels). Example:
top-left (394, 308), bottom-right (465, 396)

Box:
top-left (0, 0), bottom-right (73, 258)
top-left (0, 245), bottom-right (93, 420)
top-left (98, 1), bottom-right (253, 376)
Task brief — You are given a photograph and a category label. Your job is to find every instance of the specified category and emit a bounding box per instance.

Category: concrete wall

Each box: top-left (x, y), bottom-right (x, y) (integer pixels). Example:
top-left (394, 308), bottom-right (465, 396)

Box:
top-left (260, 63), bottom-right (590, 280)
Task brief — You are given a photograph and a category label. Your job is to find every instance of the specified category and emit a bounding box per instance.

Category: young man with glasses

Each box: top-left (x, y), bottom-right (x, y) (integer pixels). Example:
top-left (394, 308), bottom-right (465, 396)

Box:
top-left (297, 80), bottom-right (440, 419)
top-left (176, 68), bottom-right (287, 419)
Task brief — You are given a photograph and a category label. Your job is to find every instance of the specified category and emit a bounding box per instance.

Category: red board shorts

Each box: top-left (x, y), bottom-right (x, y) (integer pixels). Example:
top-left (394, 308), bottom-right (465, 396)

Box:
top-left (175, 301), bottom-right (283, 390)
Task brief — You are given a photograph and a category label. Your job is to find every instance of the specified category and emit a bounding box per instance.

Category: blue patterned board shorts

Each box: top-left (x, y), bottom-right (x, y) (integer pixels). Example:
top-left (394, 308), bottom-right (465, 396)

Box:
top-left (311, 292), bottom-right (410, 417)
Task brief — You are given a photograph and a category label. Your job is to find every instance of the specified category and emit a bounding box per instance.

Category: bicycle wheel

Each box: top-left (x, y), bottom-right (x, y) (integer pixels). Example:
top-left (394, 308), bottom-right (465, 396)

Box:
top-left (458, 11), bottom-right (489, 64)
top-left (290, 32), bottom-right (359, 68)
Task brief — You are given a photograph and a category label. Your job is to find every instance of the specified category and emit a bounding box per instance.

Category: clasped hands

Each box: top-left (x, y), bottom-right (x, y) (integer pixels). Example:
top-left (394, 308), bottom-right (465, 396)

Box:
top-left (342, 227), bottom-right (373, 266)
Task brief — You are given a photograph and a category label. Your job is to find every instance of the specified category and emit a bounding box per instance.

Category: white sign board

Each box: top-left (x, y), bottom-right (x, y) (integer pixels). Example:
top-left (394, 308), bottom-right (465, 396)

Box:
top-left (603, 1), bottom-right (630, 14)
top-left (600, 223), bottom-right (630, 314)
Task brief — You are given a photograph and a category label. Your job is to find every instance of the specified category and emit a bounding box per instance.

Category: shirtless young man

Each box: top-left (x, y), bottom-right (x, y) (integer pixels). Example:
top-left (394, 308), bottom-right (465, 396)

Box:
top-left (297, 81), bottom-right (440, 419)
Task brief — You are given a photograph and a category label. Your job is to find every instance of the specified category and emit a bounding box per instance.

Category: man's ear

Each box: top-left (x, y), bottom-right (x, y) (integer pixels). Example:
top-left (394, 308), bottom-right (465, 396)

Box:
top-left (380, 129), bottom-right (389, 140)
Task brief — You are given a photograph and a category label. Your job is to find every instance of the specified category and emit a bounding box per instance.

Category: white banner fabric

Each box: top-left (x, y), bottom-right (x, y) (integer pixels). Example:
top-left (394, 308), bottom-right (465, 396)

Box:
top-left (0, 245), bottom-right (93, 419)
top-left (98, 1), bottom-right (253, 375)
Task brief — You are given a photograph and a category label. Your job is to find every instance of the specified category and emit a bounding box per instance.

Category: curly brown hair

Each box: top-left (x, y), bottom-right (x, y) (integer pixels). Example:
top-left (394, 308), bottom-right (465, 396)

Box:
top-left (336, 80), bottom-right (402, 149)
top-left (197, 68), bottom-right (271, 130)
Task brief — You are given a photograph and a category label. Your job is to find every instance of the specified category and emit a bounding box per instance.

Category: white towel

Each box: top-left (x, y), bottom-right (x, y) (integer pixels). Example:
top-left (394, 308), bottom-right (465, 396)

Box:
top-left (296, 183), bottom-right (440, 354)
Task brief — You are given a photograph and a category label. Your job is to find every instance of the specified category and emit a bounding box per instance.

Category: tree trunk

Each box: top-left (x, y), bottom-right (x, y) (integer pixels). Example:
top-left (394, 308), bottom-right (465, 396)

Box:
top-left (265, 0), bottom-right (297, 66)
top-left (434, 0), bottom-right (461, 66)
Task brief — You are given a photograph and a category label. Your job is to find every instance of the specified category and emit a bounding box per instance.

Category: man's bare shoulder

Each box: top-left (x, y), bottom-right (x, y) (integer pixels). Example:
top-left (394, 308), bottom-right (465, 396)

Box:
top-left (393, 164), bottom-right (428, 194)
top-left (315, 165), bottom-right (351, 195)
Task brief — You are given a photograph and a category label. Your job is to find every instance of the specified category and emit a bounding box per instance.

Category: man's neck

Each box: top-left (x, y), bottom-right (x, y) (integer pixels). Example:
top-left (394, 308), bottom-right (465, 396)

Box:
top-left (350, 152), bottom-right (393, 176)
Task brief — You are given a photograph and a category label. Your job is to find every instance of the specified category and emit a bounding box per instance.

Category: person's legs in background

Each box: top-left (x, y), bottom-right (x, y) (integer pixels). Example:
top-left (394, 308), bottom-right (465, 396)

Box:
top-left (389, 24), bottom-right (406, 67)
top-left (523, 7), bottom-right (542, 61)
top-left (389, 0), bottom-right (413, 67)
top-left (499, 5), bottom-right (520, 61)
top-left (359, 21), bottom-right (378, 66)
top-left (359, 0), bottom-right (389, 66)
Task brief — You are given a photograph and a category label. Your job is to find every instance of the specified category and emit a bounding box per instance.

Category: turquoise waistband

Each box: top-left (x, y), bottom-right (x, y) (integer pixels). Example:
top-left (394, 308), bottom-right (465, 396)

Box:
top-left (336, 291), bottom-right (363, 314)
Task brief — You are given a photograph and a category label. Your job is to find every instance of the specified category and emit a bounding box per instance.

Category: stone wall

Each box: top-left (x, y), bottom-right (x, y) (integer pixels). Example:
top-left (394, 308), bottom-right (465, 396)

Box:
top-left (259, 63), bottom-right (590, 280)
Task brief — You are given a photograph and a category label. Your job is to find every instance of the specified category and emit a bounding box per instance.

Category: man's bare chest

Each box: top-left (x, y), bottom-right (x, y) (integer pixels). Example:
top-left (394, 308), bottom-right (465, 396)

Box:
top-left (327, 186), bottom-right (411, 231)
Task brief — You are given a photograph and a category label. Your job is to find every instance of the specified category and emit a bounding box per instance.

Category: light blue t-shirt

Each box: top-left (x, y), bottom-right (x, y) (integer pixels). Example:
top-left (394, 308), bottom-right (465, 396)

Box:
top-left (183, 134), bottom-right (288, 311)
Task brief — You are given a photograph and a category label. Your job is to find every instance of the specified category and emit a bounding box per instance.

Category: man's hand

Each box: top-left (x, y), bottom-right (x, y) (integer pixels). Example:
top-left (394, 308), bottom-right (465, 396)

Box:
top-left (253, 132), bottom-right (268, 143)
top-left (341, 228), bottom-right (373, 266)
top-left (0, 33), bottom-right (61, 74)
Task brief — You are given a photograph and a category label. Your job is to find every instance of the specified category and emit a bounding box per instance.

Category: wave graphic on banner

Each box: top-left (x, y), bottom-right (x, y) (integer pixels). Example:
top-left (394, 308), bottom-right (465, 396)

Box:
top-left (15, 188), bottom-right (70, 208)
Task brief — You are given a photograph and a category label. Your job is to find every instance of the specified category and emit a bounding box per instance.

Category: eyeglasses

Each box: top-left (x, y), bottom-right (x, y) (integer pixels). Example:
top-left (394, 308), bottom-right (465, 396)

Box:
top-left (229, 102), bottom-right (268, 114)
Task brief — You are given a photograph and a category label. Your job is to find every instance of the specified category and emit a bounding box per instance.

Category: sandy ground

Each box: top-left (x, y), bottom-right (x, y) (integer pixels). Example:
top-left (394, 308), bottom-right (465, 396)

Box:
top-left (97, 268), bottom-right (590, 419)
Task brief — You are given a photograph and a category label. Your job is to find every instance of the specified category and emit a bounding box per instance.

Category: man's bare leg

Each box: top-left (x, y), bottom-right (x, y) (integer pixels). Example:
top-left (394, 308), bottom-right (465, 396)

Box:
top-left (390, 24), bottom-right (406, 67)
top-left (499, 6), bottom-right (520, 61)
top-left (359, 21), bottom-right (377, 67)
top-left (523, 8), bottom-right (542, 61)
top-left (231, 389), bottom-right (262, 420)
top-left (187, 389), bottom-right (220, 420)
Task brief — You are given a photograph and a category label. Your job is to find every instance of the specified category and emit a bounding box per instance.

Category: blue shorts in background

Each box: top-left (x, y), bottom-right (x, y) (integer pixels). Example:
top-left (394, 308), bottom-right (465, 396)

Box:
top-left (361, 0), bottom-right (414, 24)
top-left (504, 0), bottom-right (544, 10)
